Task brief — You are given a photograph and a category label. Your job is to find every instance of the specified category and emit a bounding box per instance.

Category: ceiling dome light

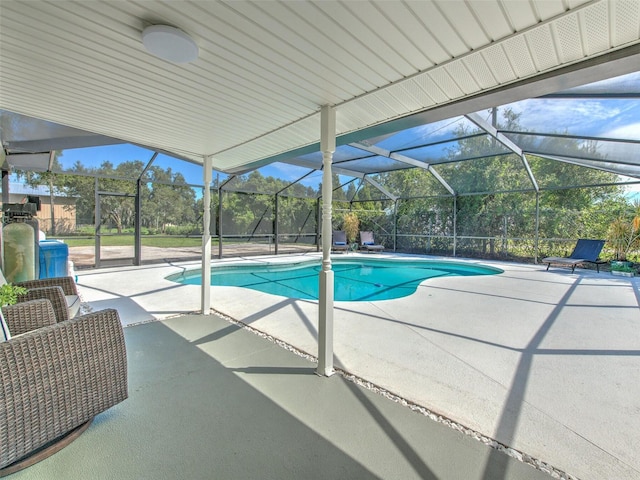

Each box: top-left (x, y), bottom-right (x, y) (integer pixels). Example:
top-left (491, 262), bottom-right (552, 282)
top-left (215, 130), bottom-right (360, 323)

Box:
top-left (142, 25), bottom-right (199, 64)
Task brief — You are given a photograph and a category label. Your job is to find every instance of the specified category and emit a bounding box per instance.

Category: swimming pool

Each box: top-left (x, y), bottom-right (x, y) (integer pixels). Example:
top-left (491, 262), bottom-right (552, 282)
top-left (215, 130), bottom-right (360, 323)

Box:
top-left (168, 258), bottom-right (502, 302)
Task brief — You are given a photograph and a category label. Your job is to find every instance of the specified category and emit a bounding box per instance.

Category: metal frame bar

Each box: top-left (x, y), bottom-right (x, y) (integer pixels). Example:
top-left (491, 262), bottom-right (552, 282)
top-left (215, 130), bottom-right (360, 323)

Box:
top-left (350, 141), bottom-right (456, 196)
top-left (465, 112), bottom-right (539, 192)
top-left (533, 153), bottom-right (640, 178)
top-left (500, 129), bottom-right (640, 145)
top-left (135, 152), bottom-right (158, 265)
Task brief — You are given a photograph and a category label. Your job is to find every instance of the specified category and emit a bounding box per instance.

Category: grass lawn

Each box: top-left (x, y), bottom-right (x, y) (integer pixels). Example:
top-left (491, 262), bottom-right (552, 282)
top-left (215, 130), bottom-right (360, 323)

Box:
top-left (57, 236), bottom-right (213, 248)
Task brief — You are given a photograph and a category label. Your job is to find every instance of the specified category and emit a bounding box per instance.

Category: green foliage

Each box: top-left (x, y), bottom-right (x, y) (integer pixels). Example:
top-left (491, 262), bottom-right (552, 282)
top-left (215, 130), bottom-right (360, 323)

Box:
top-left (61, 235), bottom-right (204, 248)
top-left (610, 261), bottom-right (635, 273)
top-left (48, 160), bottom-right (199, 236)
top-left (342, 212), bottom-right (360, 244)
top-left (374, 108), bottom-right (629, 258)
top-left (0, 284), bottom-right (28, 307)
top-left (607, 201), bottom-right (640, 260)
top-left (11, 111), bottom-right (638, 263)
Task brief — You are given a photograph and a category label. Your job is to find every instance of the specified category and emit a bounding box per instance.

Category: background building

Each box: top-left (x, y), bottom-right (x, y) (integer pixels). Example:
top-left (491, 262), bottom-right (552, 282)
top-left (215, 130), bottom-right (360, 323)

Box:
top-left (0, 182), bottom-right (77, 234)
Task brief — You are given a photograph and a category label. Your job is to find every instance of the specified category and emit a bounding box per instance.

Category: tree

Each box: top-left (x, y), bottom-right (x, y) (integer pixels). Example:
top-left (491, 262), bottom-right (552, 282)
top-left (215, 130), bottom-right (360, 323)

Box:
top-left (63, 162), bottom-right (96, 225)
top-left (372, 108), bottom-right (628, 257)
top-left (18, 153), bottom-right (69, 235)
top-left (93, 161), bottom-right (140, 234)
top-left (145, 167), bottom-right (196, 233)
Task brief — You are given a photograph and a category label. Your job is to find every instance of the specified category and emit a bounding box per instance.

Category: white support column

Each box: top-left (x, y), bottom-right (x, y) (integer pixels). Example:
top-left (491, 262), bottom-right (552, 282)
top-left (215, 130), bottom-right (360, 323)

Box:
top-left (201, 155), bottom-right (212, 315)
top-left (317, 105), bottom-right (336, 377)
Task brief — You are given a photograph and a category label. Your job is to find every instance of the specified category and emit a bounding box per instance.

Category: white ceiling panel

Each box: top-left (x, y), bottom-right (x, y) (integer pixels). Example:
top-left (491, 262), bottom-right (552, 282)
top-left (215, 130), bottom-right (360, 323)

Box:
top-left (553, 14), bottom-right (584, 63)
top-left (503, 35), bottom-right (538, 78)
top-left (581, 0), bottom-right (612, 54)
top-left (534, 0), bottom-right (574, 20)
top-left (611, 0), bottom-right (640, 46)
top-left (501, 0), bottom-right (538, 31)
top-left (407, 1), bottom-right (468, 57)
top-left (480, 45), bottom-right (516, 84)
top-left (444, 62), bottom-right (481, 96)
top-left (468, 1), bottom-right (513, 41)
top-left (527, 24), bottom-right (561, 71)
top-left (428, 69), bottom-right (465, 101)
top-left (0, 0), bottom-right (638, 174)
top-left (463, 52), bottom-right (500, 90)
top-left (437, 0), bottom-right (490, 50)
top-left (374, 1), bottom-right (440, 69)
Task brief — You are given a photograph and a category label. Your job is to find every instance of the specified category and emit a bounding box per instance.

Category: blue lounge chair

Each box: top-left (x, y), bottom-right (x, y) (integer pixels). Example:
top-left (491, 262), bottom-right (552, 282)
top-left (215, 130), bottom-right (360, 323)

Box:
top-left (332, 230), bottom-right (349, 253)
top-left (359, 231), bottom-right (384, 253)
top-left (542, 239), bottom-right (606, 273)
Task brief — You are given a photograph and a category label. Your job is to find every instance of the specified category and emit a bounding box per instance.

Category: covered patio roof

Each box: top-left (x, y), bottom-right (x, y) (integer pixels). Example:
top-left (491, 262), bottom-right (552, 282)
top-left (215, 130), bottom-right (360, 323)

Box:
top-left (1, 0), bottom-right (639, 180)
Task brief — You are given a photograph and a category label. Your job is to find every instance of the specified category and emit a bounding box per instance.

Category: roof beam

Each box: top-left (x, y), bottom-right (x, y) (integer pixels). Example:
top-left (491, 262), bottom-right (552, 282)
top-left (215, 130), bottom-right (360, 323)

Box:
top-left (501, 130), bottom-right (640, 145)
top-left (47, 151), bottom-right (55, 171)
top-left (364, 175), bottom-right (398, 201)
top-left (3, 136), bottom-right (124, 154)
top-left (541, 93), bottom-right (640, 99)
top-left (465, 112), bottom-right (539, 192)
top-left (536, 153), bottom-right (640, 180)
top-left (276, 169), bottom-right (316, 195)
top-left (465, 113), bottom-right (522, 155)
top-left (219, 175), bottom-right (237, 189)
top-left (351, 178), bottom-right (365, 202)
top-left (350, 142), bottom-right (455, 195)
top-left (139, 152), bottom-right (159, 180)
top-left (330, 166), bottom-right (365, 179)
top-left (427, 166), bottom-right (455, 196)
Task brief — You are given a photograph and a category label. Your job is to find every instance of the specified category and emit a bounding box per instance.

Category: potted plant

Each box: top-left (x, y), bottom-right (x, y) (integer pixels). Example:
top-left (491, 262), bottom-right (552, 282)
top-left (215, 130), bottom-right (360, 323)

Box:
top-left (0, 283), bottom-right (28, 308)
top-left (610, 262), bottom-right (636, 277)
top-left (607, 202), bottom-right (640, 275)
top-left (342, 211), bottom-right (360, 250)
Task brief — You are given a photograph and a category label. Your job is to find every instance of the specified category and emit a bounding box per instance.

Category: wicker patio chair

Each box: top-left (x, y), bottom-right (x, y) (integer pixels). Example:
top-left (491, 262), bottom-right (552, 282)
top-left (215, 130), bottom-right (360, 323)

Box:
top-left (0, 299), bottom-right (128, 474)
top-left (0, 270), bottom-right (80, 322)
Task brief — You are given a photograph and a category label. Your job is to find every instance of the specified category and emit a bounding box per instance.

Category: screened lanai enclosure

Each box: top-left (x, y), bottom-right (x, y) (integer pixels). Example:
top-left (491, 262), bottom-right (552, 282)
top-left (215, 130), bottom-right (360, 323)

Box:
top-left (1, 0), bottom-right (640, 269)
top-left (2, 70), bottom-right (639, 267)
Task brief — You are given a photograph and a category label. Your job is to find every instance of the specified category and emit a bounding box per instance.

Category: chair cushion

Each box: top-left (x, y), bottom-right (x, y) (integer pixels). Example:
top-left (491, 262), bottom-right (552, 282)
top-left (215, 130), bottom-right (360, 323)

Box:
top-left (1, 314), bottom-right (11, 342)
top-left (334, 242), bottom-right (346, 245)
top-left (66, 295), bottom-right (81, 318)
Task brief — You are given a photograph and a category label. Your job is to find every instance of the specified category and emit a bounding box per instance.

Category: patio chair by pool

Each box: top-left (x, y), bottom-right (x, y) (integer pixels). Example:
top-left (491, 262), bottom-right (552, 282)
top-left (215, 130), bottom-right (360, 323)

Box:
top-left (0, 269), bottom-right (80, 321)
top-left (542, 239), bottom-right (606, 273)
top-left (332, 230), bottom-right (349, 253)
top-left (359, 231), bottom-right (385, 253)
top-left (0, 299), bottom-right (127, 475)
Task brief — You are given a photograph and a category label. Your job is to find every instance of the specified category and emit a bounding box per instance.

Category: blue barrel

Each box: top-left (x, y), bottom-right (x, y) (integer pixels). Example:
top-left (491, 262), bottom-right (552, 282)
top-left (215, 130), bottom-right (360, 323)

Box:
top-left (39, 240), bottom-right (69, 279)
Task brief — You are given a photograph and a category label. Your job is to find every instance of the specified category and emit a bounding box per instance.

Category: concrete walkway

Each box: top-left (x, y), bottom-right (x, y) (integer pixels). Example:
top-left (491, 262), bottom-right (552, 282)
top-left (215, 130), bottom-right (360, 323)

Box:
top-left (11, 314), bottom-right (550, 480)
top-left (72, 253), bottom-right (640, 480)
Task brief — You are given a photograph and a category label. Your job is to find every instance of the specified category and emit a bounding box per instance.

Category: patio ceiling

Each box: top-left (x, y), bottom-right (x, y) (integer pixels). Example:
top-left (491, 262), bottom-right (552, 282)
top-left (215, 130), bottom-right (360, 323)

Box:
top-left (1, 0), bottom-right (639, 177)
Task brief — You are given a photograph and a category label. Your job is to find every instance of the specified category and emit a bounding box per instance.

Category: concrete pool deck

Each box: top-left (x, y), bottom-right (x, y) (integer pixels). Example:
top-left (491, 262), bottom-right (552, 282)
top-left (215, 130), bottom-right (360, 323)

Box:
top-left (75, 252), bottom-right (640, 480)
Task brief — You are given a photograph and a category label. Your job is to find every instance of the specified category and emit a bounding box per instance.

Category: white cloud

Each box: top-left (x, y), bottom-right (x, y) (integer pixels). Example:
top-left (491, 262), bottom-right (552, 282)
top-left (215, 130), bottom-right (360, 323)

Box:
top-left (502, 98), bottom-right (624, 134)
top-left (602, 122), bottom-right (640, 141)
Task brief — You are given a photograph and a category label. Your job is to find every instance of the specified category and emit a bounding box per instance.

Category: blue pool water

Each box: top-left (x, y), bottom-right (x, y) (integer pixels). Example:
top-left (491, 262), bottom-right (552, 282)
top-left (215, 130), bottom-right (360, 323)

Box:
top-left (168, 258), bottom-right (502, 302)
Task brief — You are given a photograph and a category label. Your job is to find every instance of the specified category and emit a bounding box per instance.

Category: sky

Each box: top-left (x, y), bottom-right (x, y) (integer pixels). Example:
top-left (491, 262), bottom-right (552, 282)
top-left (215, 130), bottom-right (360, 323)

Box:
top-left (58, 144), bottom-right (207, 186)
